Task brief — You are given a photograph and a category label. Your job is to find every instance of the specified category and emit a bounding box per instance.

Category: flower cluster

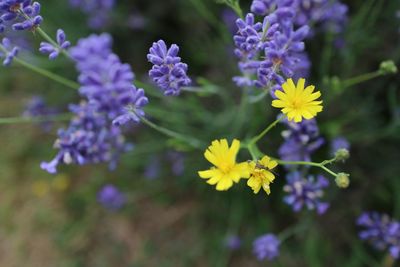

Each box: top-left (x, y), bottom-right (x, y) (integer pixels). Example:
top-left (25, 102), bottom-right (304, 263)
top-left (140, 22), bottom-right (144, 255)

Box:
top-left (69, 0), bottom-right (115, 29)
top-left (39, 29), bottom-right (71, 60)
top-left (283, 171), bottom-right (329, 214)
top-left (250, 0), bottom-right (348, 34)
top-left (357, 212), bottom-right (400, 259)
top-left (247, 155), bottom-right (278, 195)
top-left (0, 37), bottom-right (18, 66)
top-left (147, 40), bottom-right (192, 96)
top-left (97, 184), bottom-right (126, 210)
top-left (70, 33), bottom-right (148, 126)
top-left (233, 11), bottom-right (310, 90)
top-left (330, 136), bottom-right (350, 156)
top-left (41, 33), bottom-right (149, 173)
top-left (279, 117), bottom-right (324, 162)
top-left (0, 0), bottom-right (42, 32)
top-left (253, 233), bottom-right (280, 261)
top-left (198, 139), bottom-right (281, 194)
top-left (40, 103), bottom-right (132, 174)
top-left (224, 235), bottom-right (241, 250)
top-left (23, 96), bottom-right (58, 131)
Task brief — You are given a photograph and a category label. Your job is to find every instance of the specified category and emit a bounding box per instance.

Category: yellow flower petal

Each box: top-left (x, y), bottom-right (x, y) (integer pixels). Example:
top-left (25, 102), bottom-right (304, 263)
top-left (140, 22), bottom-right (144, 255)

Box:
top-left (272, 78), bottom-right (323, 123)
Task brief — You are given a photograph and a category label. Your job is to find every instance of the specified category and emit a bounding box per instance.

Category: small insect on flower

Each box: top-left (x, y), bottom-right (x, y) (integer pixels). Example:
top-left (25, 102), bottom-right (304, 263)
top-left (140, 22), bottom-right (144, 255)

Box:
top-left (247, 156), bottom-right (278, 195)
top-left (198, 139), bottom-right (249, 191)
top-left (272, 78), bottom-right (323, 123)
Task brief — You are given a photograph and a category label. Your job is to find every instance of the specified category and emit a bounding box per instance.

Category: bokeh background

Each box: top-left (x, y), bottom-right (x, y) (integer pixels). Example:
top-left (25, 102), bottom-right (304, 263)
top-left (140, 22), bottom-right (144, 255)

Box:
top-left (1, 0), bottom-right (400, 266)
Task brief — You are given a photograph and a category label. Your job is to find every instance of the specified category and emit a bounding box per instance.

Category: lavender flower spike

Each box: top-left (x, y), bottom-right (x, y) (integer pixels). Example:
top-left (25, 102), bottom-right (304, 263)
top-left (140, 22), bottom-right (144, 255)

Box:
top-left (147, 40), bottom-right (191, 96)
top-left (39, 29), bottom-right (71, 60)
top-left (357, 212), bottom-right (400, 259)
top-left (253, 233), bottom-right (280, 261)
top-left (112, 86), bottom-right (149, 126)
top-left (0, 0), bottom-right (43, 31)
top-left (97, 184), bottom-right (126, 210)
top-left (283, 172), bottom-right (330, 214)
top-left (0, 38), bottom-right (19, 66)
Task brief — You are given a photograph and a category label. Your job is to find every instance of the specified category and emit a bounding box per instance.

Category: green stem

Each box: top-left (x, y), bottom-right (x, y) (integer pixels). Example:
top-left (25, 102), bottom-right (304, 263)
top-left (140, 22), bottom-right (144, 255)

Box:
top-left (247, 144), bottom-right (257, 160)
top-left (275, 159), bottom-right (338, 177)
top-left (249, 116), bottom-right (283, 145)
top-left (36, 27), bottom-right (71, 59)
top-left (226, 2), bottom-right (243, 19)
top-left (278, 218), bottom-right (310, 243)
top-left (13, 56), bottom-right (80, 90)
top-left (139, 115), bottom-right (204, 149)
top-left (342, 71), bottom-right (381, 88)
top-left (0, 113), bottom-right (72, 125)
top-left (36, 27), bottom-right (59, 47)
top-left (0, 44), bottom-right (79, 90)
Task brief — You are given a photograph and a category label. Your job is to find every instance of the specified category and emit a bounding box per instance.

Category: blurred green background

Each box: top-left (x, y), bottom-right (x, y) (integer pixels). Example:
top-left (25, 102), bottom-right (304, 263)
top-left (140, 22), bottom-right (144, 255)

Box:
top-left (0, 0), bottom-right (400, 266)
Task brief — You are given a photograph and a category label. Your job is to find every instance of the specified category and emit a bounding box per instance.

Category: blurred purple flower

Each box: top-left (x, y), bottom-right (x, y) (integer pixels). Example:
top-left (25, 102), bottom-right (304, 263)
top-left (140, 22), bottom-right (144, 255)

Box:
top-left (330, 136), bottom-right (350, 156)
top-left (127, 12), bottom-right (146, 30)
top-left (97, 184), bottom-right (126, 210)
top-left (69, 0), bottom-right (114, 29)
top-left (357, 212), bottom-right (400, 259)
top-left (0, 37), bottom-right (19, 66)
top-left (253, 233), bottom-right (280, 261)
top-left (221, 8), bottom-right (238, 34)
top-left (279, 118), bottom-right (324, 162)
top-left (144, 155), bottom-right (161, 180)
top-left (23, 96), bottom-right (58, 131)
top-left (166, 151), bottom-right (185, 176)
top-left (224, 235), bottom-right (241, 250)
top-left (250, 0), bottom-right (348, 34)
top-left (283, 172), bottom-right (330, 214)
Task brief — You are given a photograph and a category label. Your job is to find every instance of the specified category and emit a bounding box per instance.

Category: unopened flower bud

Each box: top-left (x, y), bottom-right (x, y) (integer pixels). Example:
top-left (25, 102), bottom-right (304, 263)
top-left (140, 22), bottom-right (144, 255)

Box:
top-left (335, 173), bottom-right (350, 188)
top-left (379, 60), bottom-right (397, 75)
top-left (335, 148), bottom-right (350, 162)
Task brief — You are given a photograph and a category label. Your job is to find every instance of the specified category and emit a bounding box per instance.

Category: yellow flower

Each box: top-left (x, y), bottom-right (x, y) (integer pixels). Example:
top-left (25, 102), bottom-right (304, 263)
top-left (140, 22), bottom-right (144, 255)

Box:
top-left (247, 156), bottom-right (278, 195)
top-left (198, 139), bottom-right (250, 191)
top-left (272, 78), bottom-right (323, 123)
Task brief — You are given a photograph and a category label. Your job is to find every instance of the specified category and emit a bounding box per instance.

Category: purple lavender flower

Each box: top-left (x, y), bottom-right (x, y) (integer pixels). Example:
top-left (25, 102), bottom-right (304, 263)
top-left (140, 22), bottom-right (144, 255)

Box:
top-left (224, 235), bottom-right (241, 250)
top-left (0, 0), bottom-right (42, 32)
top-left (279, 118), bottom-right (324, 162)
top-left (166, 151), bottom-right (185, 176)
top-left (232, 10), bottom-right (310, 89)
top-left (112, 87), bottom-right (148, 126)
top-left (70, 33), bottom-right (148, 125)
top-left (249, 0), bottom-right (348, 34)
top-left (40, 103), bottom-right (131, 174)
top-left (97, 184), bottom-right (126, 210)
top-left (253, 233), bottom-right (280, 261)
top-left (221, 8), bottom-right (238, 34)
top-left (283, 172), bottom-right (330, 214)
top-left (23, 96), bottom-right (58, 131)
top-left (0, 37), bottom-right (19, 66)
top-left (357, 212), bottom-right (400, 259)
top-left (330, 136), bottom-right (350, 156)
top-left (144, 155), bottom-right (161, 180)
top-left (147, 40), bottom-right (191, 96)
top-left (39, 29), bottom-right (71, 60)
top-left (69, 0), bottom-right (114, 29)
top-left (127, 12), bottom-right (146, 30)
